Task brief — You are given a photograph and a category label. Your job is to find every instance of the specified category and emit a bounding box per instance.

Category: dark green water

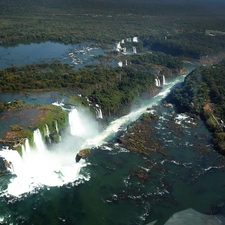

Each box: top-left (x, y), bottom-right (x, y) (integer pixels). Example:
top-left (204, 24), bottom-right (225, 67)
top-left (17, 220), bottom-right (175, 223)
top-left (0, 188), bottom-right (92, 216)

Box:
top-left (0, 55), bottom-right (224, 224)
top-left (0, 105), bottom-right (225, 225)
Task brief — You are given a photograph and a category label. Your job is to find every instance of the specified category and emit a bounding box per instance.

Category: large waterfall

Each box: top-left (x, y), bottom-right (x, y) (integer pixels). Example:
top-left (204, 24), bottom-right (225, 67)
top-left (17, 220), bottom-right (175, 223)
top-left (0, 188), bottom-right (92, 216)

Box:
top-left (0, 71), bottom-right (190, 197)
top-left (0, 108), bottom-right (98, 196)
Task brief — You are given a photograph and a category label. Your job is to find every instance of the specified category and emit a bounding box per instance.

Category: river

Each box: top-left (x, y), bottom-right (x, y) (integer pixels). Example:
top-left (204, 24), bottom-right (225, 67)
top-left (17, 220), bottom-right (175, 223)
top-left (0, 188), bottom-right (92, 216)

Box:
top-left (0, 61), bottom-right (225, 224)
top-left (0, 41), bottom-right (225, 224)
top-left (0, 42), bottom-right (106, 70)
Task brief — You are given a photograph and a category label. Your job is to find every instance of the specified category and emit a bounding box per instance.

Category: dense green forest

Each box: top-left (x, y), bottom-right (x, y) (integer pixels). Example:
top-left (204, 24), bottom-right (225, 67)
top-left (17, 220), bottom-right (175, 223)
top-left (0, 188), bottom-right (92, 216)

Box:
top-left (1, 0), bottom-right (225, 59)
top-left (0, 62), bottom-right (157, 116)
top-left (130, 52), bottom-right (183, 70)
top-left (166, 60), bottom-right (225, 154)
top-left (1, 0), bottom-right (225, 149)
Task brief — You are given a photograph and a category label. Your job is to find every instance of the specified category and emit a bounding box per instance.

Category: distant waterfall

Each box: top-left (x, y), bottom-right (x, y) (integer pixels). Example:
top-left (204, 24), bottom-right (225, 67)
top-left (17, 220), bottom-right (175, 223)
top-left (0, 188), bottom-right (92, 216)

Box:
top-left (132, 47), bottom-right (137, 54)
top-left (45, 124), bottom-right (50, 137)
top-left (21, 138), bottom-right (31, 161)
top-left (162, 75), bottom-right (166, 85)
top-left (155, 78), bottom-right (160, 87)
top-left (118, 61), bottom-right (123, 67)
top-left (158, 78), bottom-right (161, 87)
top-left (69, 108), bottom-right (86, 137)
top-left (96, 107), bottom-right (103, 119)
top-left (33, 129), bottom-right (48, 153)
top-left (55, 121), bottom-right (59, 133)
top-left (45, 124), bottom-right (51, 143)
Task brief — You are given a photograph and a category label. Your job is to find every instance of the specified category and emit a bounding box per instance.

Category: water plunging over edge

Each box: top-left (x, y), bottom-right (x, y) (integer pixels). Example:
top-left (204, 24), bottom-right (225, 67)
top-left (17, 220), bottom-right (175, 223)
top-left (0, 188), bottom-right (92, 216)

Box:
top-left (0, 66), bottom-right (193, 197)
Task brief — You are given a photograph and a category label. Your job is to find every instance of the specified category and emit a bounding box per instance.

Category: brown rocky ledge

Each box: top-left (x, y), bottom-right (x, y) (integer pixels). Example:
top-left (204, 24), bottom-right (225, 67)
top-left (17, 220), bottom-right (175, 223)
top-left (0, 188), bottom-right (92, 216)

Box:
top-left (75, 148), bottom-right (91, 163)
top-left (117, 111), bottom-right (164, 155)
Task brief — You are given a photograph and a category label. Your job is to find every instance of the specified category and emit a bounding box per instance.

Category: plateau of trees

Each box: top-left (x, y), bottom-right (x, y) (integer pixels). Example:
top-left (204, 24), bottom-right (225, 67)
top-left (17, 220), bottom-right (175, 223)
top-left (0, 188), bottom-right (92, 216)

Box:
top-left (0, 62), bottom-right (156, 116)
top-left (166, 60), bottom-right (225, 154)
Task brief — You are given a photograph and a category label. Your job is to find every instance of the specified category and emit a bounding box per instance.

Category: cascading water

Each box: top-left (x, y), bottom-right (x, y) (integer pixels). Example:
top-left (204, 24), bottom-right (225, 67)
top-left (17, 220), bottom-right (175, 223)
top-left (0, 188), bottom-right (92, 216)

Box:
top-left (81, 74), bottom-right (187, 148)
top-left (45, 124), bottom-right (51, 143)
top-left (33, 129), bottom-right (48, 153)
top-left (55, 121), bottom-right (59, 133)
top-left (0, 64), bottom-right (194, 197)
top-left (158, 78), bottom-right (161, 86)
top-left (21, 138), bottom-right (31, 161)
top-left (95, 105), bottom-right (103, 119)
top-left (0, 108), bottom-right (98, 196)
top-left (162, 75), bottom-right (166, 85)
top-left (69, 108), bottom-right (86, 137)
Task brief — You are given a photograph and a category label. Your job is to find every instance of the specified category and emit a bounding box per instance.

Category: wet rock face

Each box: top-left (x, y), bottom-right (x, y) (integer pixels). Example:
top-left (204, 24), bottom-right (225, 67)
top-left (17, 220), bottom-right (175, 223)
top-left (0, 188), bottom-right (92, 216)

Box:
top-left (0, 158), bottom-right (12, 176)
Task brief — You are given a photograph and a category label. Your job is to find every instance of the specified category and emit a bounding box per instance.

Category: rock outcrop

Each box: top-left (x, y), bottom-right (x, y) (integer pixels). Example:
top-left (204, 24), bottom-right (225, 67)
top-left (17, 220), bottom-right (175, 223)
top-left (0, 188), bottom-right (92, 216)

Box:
top-left (75, 148), bottom-right (91, 163)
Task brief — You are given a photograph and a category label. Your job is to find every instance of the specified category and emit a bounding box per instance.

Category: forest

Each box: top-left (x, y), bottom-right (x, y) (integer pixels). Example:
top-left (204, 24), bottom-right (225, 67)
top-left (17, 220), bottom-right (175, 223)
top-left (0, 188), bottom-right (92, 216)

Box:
top-left (1, 0), bottom-right (225, 60)
top-left (166, 60), bottom-right (225, 154)
top-left (0, 62), bottom-right (158, 116)
top-left (1, 0), bottom-right (225, 149)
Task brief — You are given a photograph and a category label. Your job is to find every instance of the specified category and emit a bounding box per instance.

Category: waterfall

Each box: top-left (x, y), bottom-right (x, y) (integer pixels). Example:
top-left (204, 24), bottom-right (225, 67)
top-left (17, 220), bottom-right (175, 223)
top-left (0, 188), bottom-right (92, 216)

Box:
top-left (0, 69), bottom-right (192, 197)
top-left (55, 121), bottom-right (59, 133)
top-left (45, 124), bottom-right (51, 143)
top-left (33, 129), bottom-right (48, 153)
top-left (45, 124), bottom-right (50, 137)
top-left (81, 74), bottom-right (188, 148)
top-left (133, 37), bottom-right (138, 42)
top-left (22, 138), bottom-right (31, 161)
top-left (155, 77), bottom-right (161, 87)
top-left (155, 78), bottom-right (159, 87)
top-left (162, 75), bottom-right (166, 85)
top-left (132, 47), bottom-right (137, 54)
top-left (69, 108), bottom-right (86, 137)
top-left (116, 42), bottom-right (121, 51)
top-left (96, 108), bottom-right (103, 119)
top-left (158, 78), bottom-right (161, 87)
top-left (118, 61), bottom-right (123, 67)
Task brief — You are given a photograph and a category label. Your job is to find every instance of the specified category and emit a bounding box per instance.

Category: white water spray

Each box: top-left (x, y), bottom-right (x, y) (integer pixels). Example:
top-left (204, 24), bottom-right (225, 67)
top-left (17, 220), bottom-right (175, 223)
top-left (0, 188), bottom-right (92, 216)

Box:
top-left (162, 75), bottom-right (166, 85)
top-left (82, 74), bottom-right (187, 148)
top-left (0, 108), bottom-right (98, 196)
top-left (0, 68), bottom-right (191, 197)
top-left (95, 105), bottom-right (103, 119)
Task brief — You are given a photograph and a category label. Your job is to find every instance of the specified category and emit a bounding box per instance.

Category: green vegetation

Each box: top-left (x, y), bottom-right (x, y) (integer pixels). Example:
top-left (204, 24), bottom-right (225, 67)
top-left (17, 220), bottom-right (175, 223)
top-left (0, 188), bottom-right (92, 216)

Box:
top-left (36, 105), bottom-right (68, 134)
top-left (1, 0), bottom-right (225, 152)
top-left (166, 60), bottom-right (225, 154)
top-left (166, 67), bottom-right (210, 116)
top-left (0, 0), bottom-right (225, 60)
top-left (0, 63), bottom-right (157, 116)
top-left (145, 33), bottom-right (225, 59)
top-left (10, 124), bottom-right (23, 132)
top-left (130, 52), bottom-right (183, 70)
top-left (0, 104), bottom-right (68, 151)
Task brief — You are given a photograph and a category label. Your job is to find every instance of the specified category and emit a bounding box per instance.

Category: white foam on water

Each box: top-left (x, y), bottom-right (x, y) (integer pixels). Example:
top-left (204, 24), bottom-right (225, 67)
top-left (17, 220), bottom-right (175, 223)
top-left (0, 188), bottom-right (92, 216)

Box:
top-left (0, 108), bottom-right (97, 197)
top-left (0, 73), bottom-right (189, 197)
top-left (82, 76), bottom-right (187, 148)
